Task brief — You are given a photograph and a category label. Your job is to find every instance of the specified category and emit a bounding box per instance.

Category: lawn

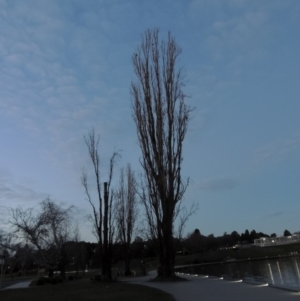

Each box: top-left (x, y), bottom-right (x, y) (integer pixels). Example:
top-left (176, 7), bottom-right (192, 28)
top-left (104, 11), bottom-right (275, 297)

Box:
top-left (0, 278), bottom-right (175, 301)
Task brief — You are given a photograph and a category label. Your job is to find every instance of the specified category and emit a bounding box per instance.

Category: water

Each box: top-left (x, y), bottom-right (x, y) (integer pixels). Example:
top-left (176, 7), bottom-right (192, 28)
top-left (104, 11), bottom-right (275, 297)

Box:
top-left (176, 255), bottom-right (300, 288)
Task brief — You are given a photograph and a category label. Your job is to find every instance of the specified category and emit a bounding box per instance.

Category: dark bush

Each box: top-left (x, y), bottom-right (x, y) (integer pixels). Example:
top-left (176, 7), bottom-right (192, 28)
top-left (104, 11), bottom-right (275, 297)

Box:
top-left (37, 277), bottom-right (45, 286)
top-left (68, 275), bottom-right (74, 281)
top-left (56, 276), bottom-right (63, 283)
top-left (51, 278), bottom-right (58, 285)
top-left (94, 275), bottom-right (102, 281)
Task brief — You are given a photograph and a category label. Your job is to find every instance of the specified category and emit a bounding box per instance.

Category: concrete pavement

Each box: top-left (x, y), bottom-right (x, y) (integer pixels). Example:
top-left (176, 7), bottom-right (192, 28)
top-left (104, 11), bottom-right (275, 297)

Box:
top-left (2, 271), bottom-right (300, 300)
top-left (1, 280), bottom-right (32, 290)
top-left (125, 271), bottom-right (300, 301)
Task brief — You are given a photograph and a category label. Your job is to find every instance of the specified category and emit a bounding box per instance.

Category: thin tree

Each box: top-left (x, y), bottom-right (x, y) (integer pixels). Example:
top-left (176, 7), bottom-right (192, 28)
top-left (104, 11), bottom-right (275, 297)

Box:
top-left (70, 223), bottom-right (87, 277)
top-left (131, 29), bottom-right (192, 278)
top-left (115, 164), bottom-right (138, 275)
top-left (81, 128), bottom-right (119, 280)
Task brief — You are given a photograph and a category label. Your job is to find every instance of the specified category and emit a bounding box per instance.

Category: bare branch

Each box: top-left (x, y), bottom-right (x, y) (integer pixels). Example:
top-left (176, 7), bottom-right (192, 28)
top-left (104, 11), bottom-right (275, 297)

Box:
top-left (81, 169), bottom-right (100, 240)
top-left (115, 164), bottom-right (138, 275)
top-left (82, 128), bottom-right (119, 280)
top-left (9, 198), bottom-right (74, 270)
top-left (176, 202), bottom-right (198, 241)
top-left (131, 29), bottom-right (193, 278)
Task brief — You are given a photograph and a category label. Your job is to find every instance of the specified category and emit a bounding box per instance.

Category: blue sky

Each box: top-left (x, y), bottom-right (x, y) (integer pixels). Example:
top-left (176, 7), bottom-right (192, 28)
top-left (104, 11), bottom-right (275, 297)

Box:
top-left (0, 0), bottom-right (299, 242)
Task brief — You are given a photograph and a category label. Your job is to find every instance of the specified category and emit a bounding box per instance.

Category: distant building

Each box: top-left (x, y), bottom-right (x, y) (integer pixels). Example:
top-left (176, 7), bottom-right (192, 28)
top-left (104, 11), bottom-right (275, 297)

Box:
top-left (254, 234), bottom-right (300, 247)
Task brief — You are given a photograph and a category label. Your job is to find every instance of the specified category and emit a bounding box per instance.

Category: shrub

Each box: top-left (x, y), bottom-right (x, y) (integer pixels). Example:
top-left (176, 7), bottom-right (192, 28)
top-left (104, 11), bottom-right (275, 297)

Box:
top-left (56, 276), bottom-right (63, 283)
top-left (51, 278), bottom-right (58, 285)
top-left (37, 277), bottom-right (45, 286)
top-left (68, 275), bottom-right (74, 281)
top-left (94, 275), bottom-right (102, 281)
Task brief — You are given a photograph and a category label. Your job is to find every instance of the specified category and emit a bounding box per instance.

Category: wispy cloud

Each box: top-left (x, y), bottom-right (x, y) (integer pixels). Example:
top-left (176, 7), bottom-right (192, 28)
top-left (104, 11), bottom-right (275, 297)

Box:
top-left (253, 136), bottom-right (299, 165)
top-left (207, 10), bottom-right (269, 63)
top-left (0, 169), bottom-right (50, 228)
top-left (0, 0), bottom-right (136, 187)
top-left (199, 178), bottom-right (238, 192)
top-left (0, 171), bottom-right (48, 205)
top-left (0, 0), bottom-right (299, 241)
top-left (258, 211), bottom-right (283, 221)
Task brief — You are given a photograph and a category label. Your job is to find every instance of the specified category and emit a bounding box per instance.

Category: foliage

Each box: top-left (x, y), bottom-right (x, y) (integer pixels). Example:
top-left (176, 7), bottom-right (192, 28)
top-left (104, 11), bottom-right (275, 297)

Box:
top-left (36, 277), bottom-right (45, 286)
top-left (36, 276), bottom-right (62, 286)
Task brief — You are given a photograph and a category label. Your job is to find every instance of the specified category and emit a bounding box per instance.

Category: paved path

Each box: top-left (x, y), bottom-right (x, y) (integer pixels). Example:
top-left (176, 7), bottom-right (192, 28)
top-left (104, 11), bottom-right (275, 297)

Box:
top-left (125, 272), bottom-right (300, 301)
top-left (2, 272), bottom-right (300, 300)
top-left (1, 280), bottom-right (32, 290)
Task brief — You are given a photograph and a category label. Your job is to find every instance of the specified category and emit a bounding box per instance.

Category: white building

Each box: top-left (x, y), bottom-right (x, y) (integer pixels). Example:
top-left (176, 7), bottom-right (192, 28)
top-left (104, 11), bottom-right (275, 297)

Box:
top-left (254, 234), bottom-right (300, 247)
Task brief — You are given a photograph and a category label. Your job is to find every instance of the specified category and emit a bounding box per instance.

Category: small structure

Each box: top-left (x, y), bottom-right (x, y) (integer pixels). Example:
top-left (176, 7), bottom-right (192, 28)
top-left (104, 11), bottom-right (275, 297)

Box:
top-left (254, 234), bottom-right (300, 247)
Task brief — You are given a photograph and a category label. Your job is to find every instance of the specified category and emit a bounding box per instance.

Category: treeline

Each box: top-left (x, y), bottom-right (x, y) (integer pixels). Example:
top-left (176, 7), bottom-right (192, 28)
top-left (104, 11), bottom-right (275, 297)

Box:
top-left (0, 238), bottom-right (158, 276)
top-left (2, 228), bottom-right (294, 276)
top-left (181, 228), bottom-right (293, 254)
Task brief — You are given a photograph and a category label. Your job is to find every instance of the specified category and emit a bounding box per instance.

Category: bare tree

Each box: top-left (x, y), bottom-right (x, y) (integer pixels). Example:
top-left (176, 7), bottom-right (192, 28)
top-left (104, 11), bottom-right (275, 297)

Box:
top-left (81, 128), bottom-right (119, 280)
top-left (9, 198), bottom-right (73, 278)
top-left (131, 29), bottom-right (192, 278)
top-left (0, 230), bottom-right (14, 252)
top-left (0, 230), bottom-right (16, 276)
top-left (115, 164), bottom-right (138, 275)
top-left (67, 223), bottom-right (87, 277)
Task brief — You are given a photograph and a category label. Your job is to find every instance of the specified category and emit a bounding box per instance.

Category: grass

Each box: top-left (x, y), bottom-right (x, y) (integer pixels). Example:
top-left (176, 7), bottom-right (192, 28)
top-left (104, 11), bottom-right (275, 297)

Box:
top-left (0, 278), bottom-right (175, 301)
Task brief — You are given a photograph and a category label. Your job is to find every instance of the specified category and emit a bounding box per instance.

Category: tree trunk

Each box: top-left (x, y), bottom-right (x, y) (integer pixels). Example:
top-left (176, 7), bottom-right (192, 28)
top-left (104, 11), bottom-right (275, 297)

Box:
top-left (48, 268), bottom-right (54, 278)
top-left (124, 245), bottom-right (131, 276)
top-left (60, 265), bottom-right (65, 279)
top-left (101, 182), bottom-right (112, 281)
top-left (159, 218), bottom-right (174, 278)
top-left (60, 245), bottom-right (66, 279)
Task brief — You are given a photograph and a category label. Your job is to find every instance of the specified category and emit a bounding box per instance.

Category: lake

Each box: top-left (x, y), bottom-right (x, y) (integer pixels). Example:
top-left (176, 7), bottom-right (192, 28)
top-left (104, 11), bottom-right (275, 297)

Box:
top-left (175, 255), bottom-right (300, 288)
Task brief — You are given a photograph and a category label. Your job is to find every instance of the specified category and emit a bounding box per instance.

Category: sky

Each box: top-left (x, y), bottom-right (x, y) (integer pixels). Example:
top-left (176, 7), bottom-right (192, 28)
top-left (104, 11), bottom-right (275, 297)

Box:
top-left (0, 0), bottom-right (299, 242)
